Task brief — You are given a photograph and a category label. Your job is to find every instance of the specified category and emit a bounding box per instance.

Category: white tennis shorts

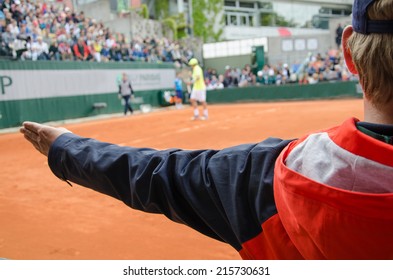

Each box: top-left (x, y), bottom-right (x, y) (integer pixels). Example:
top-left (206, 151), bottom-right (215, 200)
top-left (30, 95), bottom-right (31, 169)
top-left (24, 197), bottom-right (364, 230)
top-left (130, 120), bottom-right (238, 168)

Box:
top-left (190, 89), bottom-right (207, 102)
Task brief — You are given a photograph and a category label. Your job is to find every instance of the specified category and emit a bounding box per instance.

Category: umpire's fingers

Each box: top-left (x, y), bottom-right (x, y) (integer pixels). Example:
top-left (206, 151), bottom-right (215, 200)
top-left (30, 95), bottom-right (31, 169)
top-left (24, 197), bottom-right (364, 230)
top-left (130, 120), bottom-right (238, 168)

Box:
top-left (20, 123), bottom-right (40, 144)
top-left (20, 127), bottom-right (44, 155)
top-left (20, 124), bottom-right (47, 156)
top-left (20, 121), bottom-right (71, 156)
top-left (22, 121), bottom-right (46, 134)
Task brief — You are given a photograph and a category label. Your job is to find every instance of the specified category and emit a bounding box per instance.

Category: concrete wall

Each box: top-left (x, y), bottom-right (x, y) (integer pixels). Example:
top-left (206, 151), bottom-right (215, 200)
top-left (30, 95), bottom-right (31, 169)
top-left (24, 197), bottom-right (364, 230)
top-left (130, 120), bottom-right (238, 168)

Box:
top-left (267, 33), bottom-right (332, 66)
top-left (203, 32), bottom-right (333, 72)
top-left (329, 16), bottom-right (352, 48)
top-left (78, 0), bottom-right (113, 23)
top-left (223, 25), bottom-right (330, 41)
top-left (79, 0), bottom-right (164, 41)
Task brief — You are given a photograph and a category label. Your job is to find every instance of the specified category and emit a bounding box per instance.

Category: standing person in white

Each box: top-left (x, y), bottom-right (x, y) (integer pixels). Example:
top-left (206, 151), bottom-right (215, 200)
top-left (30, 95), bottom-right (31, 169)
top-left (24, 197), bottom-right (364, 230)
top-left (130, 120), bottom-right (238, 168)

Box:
top-left (188, 58), bottom-right (208, 120)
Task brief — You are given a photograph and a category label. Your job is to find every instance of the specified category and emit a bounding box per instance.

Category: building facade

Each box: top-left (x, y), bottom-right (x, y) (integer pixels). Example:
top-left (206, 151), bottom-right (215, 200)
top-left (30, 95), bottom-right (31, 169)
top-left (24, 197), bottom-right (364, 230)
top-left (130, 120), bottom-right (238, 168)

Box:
top-left (143, 0), bottom-right (353, 40)
top-left (74, 0), bottom-right (352, 40)
top-left (74, 0), bottom-right (352, 68)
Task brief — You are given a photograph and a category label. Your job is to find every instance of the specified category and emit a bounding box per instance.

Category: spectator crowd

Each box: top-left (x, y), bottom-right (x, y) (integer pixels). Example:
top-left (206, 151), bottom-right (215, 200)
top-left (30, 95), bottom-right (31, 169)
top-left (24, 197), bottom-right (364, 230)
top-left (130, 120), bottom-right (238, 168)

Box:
top-left (203, 48), bottom-right (357, 90)
top-left (0, 0), bottom-right (194, 65)
top-left (1, 0), bottom-right (356, 89)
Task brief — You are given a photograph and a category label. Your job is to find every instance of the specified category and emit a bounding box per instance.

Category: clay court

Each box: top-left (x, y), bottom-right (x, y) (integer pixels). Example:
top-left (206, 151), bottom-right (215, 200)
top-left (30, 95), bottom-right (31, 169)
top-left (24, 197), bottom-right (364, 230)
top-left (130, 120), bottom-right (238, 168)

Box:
top-left (0, 98), bottom-right (363, 260)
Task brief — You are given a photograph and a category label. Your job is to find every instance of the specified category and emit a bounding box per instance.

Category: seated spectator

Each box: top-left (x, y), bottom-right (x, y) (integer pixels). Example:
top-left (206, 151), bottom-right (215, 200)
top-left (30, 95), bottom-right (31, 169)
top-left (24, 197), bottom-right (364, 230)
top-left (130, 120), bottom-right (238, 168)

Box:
top-left (308, 73), bottom-right (320, 84)
top-left (49, 16), bottom-right (60, 35)
top-left (224, 65), bottom-right (234, 87)
top-left (73, 37), bottom-right (92, 61)
top-left (100, 42), bottom-right (110, 62)
top-left (105, 33), bottom-right (116, 49)
top-left (207, 75), bottom-right (218, 90)
top-left (90, 38), bottom-right (103, 62)
top-left (109, 43), bottom-right (121, 61)
top-left (334, 64), bottom-right (343, 80)
top-left (64, 19), bottom-right (75, 36)
top-left (31, 35), bottom-right (49, 60)
top-left (58, 40), bottom-right (73, 61)
top-left (323, 67), bottom-right (338, 81)
top-left (238, 68), bottom-right (252, 87)
top-left (230, 67), bottom-right (240, 87)
top-left (216, 75), bottom-right (225, 89)
top-left (131, 44), bottom-right (144, 61)
top-left (262, 65), bottom-right (275, 85)
top-left (156, 44), bottom-right (167, 62)
top-left (120, 43), bottom-right (131, 61)
top-left (1, 24), bottom-right (15, 56)
top-left (148, 48), bottom-right (160, 63)
top-left (1, 0), bottom-right (12, 12)
top-left (2, 7), bottom-right (12, 27)
top-left (55, 25), bottom-right (67, 42)
top-left (281, 63), bottom-right (291, 84)
top-left (10, 0), bottom-right (23, 23)
top-left (171, 44), bottom-right (182, 64)
top-left (256, 71), bottom-right (264, 85)
top-left (275, 70), bottom-right (283, 85)
top-left (48, 38), bottom-right (60, 60)
top-left (306, 62), bottom-right (317, 78)
top-left (18, 20), bottom-right (32, 38)
top-left (8, 19), bottom-right (19, 36)
top-left (142, 44), bottom-right (150, 62)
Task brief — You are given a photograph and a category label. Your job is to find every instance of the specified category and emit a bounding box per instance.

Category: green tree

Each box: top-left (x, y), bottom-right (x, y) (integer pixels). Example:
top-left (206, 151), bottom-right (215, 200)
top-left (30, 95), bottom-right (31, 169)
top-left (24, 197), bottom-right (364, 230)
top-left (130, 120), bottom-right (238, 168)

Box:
top-left (162, 13), bottom-right (189, 40)
top-left (162, 17), bottom-right (178, 39)
top-left (134, 3), bottom-right (149, 19)
top-left (192, 0), bottom-right (224, 43)
top-left (155, 0), bottom-right (169, 19)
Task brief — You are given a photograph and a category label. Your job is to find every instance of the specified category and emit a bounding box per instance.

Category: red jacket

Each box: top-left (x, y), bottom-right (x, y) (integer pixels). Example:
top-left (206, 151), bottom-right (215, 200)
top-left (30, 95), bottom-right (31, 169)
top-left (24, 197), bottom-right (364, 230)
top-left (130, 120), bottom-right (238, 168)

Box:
top-left (73, 41), bottom-right (90, 60)
top-left (241, 118), bottom-right (393, 259)
top-left (48, 118), bottom-right (393, 259)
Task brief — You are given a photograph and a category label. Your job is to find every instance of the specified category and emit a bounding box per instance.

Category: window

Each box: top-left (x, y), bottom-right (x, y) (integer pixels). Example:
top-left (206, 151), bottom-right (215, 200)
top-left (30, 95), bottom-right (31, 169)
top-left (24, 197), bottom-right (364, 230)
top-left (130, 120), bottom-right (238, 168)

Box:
top-left (249, 15), bottom-right (254, 26)
top-left (240, 15), bottom-right (248, 26)
top-left (224, 1), bottom-right (236, 7)
top-left (282, 39), bottom-right (293, 52)
top-left (225, 11), bottom-right (255, 27)
top-left (239, 2), bottom-right (254, 9)
top-left (228, 14), bottom-right (238, 25)
top-left (307, 39), bottom-right (318, 50)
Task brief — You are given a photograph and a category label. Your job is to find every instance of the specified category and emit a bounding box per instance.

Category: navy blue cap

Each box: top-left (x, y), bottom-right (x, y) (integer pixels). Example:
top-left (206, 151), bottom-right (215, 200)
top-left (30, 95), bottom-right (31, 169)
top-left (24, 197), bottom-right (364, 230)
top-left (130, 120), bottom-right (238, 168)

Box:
top-left (353, 0), bottom-right (393, 34)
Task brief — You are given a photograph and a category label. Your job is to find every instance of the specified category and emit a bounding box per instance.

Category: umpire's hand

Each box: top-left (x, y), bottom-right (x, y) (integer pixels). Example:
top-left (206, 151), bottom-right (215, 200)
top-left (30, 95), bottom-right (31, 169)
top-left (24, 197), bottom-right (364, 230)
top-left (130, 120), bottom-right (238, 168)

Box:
top-left (20, 122), bottom-right (71, 156)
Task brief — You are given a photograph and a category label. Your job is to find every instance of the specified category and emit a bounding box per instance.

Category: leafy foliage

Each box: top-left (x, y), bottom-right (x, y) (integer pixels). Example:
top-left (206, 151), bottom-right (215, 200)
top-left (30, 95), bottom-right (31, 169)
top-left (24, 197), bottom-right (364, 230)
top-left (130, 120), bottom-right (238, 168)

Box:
top-left (135, 3), bottom-right (149, 19)
top-left (162, 17), bottom-right (177, 39)
top-left (155, 0), bottom-right (169, 19)
top-left (192, 0), bottom-right (224, 43)
top-left (162, 13), bottom-right (189, 40)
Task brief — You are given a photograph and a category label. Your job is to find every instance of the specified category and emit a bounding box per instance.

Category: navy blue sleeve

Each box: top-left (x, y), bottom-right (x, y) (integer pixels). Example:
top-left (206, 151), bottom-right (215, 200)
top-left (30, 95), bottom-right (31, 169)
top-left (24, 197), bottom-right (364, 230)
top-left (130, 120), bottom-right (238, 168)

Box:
top-left (48, 133), bottom-right (291, 250)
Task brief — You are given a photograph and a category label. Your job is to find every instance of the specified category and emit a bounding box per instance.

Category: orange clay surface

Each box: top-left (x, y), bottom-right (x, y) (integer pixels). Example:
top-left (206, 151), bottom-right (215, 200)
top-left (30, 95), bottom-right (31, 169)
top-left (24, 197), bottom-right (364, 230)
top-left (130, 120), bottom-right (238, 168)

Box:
top-left (0, 99), bottom-right (363, 260)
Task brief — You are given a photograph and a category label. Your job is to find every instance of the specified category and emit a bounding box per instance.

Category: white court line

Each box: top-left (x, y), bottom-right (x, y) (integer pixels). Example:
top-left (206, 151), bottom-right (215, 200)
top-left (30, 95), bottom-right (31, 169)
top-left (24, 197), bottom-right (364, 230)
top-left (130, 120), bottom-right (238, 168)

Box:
top-left (255, 108), bottom-right (277, 114)
top-left (118, 122), bottom-right (215, 146)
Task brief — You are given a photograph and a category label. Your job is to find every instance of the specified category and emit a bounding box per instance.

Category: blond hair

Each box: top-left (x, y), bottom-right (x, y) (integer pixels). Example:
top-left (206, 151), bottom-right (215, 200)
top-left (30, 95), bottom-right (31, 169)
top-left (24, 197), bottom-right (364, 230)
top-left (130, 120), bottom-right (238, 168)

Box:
top-left (347, 0), bottom-right (393, 107)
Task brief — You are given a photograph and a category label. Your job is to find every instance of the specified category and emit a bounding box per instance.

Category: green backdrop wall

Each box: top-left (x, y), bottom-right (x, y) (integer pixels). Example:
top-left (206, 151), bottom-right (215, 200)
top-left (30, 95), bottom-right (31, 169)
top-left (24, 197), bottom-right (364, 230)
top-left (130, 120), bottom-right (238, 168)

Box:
top-left (0, 60), bottom-right (361, 129)
top-left (0, 60), bottom-right (176, 129)
top-left (206, 81), bottom-right (361, 103)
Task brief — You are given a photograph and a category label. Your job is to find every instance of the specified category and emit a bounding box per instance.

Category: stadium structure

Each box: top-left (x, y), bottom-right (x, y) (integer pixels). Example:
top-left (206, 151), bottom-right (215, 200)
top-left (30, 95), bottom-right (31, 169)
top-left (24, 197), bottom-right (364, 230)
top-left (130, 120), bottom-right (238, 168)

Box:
top-left (73, 0), bottom-right (352, 66)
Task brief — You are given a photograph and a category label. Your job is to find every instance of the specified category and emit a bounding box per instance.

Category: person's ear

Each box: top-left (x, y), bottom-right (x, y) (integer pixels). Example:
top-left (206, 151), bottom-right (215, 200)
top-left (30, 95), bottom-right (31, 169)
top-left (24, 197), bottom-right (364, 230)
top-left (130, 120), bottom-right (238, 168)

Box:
top-left (342, 25), bottom-right (358, 75)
